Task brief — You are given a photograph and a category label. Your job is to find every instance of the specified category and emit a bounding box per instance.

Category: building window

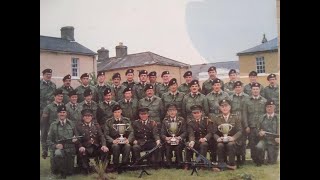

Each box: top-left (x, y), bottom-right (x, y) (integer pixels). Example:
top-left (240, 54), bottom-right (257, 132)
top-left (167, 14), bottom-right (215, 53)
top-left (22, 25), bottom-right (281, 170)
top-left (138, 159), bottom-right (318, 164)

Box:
top-left (256, 57), bottom-right (265, 73)
top-left (71, 58), bottom-right (79, 77)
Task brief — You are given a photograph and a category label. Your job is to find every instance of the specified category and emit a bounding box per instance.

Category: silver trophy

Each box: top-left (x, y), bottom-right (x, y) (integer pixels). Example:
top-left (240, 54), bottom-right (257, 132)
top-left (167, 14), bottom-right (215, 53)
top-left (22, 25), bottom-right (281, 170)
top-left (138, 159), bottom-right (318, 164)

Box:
top-left (113, 123), bottom-right (130, 144)
top-left (168, 122), bottom-right (179, 145)
top-left (218, 123), bottom-right (233, 143)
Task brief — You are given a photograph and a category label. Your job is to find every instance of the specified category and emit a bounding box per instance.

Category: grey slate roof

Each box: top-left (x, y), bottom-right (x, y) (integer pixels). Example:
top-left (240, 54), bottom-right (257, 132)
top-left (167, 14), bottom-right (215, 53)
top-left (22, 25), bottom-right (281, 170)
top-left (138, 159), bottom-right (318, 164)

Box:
top-left (40, 35), bottom-right (96, 56)
top-left (190, 61), bottom-right (239, 79)
top-left (237, 38), bottom-right (278, 55)
top-left (97, 51), bottom-right (190, 71)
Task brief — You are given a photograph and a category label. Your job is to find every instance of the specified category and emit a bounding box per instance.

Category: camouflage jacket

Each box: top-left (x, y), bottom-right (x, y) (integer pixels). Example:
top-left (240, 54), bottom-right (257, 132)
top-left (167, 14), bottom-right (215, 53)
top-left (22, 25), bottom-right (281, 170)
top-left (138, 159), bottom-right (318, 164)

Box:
top-left (40, 79), bottom-right (56, 110)
top-left (201, 78), bottom-right (225, 95)
top-left (161, 91), bottom-right (185, 116)
top-left (57, 85), bottom-right (74, 105)
top-left (242, 96), bottom-right (267, 128)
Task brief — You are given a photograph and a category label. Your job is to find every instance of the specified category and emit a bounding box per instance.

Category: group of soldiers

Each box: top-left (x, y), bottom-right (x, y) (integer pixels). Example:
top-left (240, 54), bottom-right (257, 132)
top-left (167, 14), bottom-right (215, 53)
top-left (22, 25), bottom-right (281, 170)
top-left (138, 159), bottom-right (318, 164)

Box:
top-left (40, 67), bottom-right (280, 178)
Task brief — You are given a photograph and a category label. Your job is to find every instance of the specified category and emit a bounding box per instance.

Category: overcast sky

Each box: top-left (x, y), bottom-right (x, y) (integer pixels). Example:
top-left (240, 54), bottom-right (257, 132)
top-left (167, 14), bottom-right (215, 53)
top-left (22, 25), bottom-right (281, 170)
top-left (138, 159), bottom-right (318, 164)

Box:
top-left (40, 0), bottom-right (277, 65)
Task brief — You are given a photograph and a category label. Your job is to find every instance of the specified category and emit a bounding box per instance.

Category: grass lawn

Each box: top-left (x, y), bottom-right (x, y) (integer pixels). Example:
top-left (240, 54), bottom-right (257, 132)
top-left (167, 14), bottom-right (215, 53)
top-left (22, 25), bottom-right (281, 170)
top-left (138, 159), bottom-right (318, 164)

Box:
top-left (40, 147), bottom-right (279, 180)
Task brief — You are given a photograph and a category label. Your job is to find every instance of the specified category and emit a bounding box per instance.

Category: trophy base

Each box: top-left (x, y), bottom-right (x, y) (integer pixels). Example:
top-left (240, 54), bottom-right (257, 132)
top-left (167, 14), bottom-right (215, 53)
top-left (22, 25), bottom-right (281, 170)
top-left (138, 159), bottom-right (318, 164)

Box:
top-left (170, 142), bottom-right (178, 146)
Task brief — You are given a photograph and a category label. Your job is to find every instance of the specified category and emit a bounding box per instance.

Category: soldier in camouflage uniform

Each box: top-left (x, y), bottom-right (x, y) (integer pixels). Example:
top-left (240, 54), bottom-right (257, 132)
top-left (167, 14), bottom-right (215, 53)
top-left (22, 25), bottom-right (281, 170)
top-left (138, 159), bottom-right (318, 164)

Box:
top-left (95, 71), bottom-right (111, 103)
top-left (162, 78), bottom-right (185, 117)
top-left (76, 109), bottom-right (109, 174)
top-left (75, 73), bottom-right (97, 103)
top-left (161, 104), bottom-right (187, 168)
top-left (41, 89), bottom-right (64, 159)
top-left (201, 66), bottom-right (224, 95)
top-left (243, 71), bottom-right (264, 96)
top-left (148, 71), bottom-right (161, 97)
top-left (158, 71), bottom-right (171, 98)
top-left (261, 74), bottom-right (279, 114)
top-left (134, 70), bottom-right (149, 100)
top-left (66, 90), bottom-right (82, 123)
top-left (131, 108), bottom-right (161, 166)
top-left (178, 71), bottom-right (193, 94)
top-left (242, 82), bottom-right (267, 165)
top-left (122, 69), bottom-right (137, 88)
top-left (96, 88), bottom-right (119, 127)
top-left (230, 81), bottom-right (249, 165)
top-left (184, 105), bottom-right (214, 170)
top-left (58, 74), bottom-right (74, 105)
top-left (110, 73), bottom-right (126, 102)
top-left (47, 105), bottom-right (79, 178)
top-left (118, 87), bottom-right (139, 122)
top-left (214, 99), bottom-right (242, 170)
top-left (138, 84), bottom-right (165, 128)
top-left (224, 69), bottom-right (238, 96)
top-left (78, 89), bottom-right (99, 123)
top-left (256, 100), bottom-right (279, 166)
top-left (104, 105), bottom-right (133, 170)
top-left (40, 68), bottom-right (56, 121)
top-left (182, 80), bottom-right (209, 119)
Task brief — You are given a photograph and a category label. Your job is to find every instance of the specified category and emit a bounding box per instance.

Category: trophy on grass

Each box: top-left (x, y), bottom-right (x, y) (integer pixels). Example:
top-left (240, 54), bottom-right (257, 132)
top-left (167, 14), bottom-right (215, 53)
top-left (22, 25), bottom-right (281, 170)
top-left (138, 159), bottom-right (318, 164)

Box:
top-left (218, 123), bottom-right (233, 143)
top-left (167, 122), bottom-right (179, 145)
top-left (113, 123), bottom-right (130, 144)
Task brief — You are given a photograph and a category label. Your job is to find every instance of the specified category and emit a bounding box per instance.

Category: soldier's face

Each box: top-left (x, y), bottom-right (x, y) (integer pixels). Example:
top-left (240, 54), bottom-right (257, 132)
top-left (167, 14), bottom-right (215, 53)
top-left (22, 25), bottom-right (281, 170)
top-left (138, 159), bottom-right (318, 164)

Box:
top-left (212, 83), bottom-right (221, 92)
top-left (58, 111), bottom-right (67, 119)
top-left (219, 104), bottom-right (231, 115)
top-left (251, 87), bottom-right (260, 96)
top-left (266, 105), bottom-right (275, 114)
top-left (126, 73), bottom-right (134, 81)
top-left (81, 77), bottom-right (89, 85)
top-left (249, 76), bottom-right (257, 83)
top-left (192, 111), bottom-right (202, 119)
top-left (139, 112), bottom-right (149, 120)
top-left (162, 74), bottom-right (170, 83)
top-left (113, 78), bottom-right (121, 85)
top-left (43, 72), bottom-right (52, 81)
top-left (98, 75), bottom-right (105, 83)
top-left (63, 79), bottom-right (71, 87)
top-left (104, 93), bottom-right (112, 101)
top-left (55, 94), bottom-right (63, 103)
top-left (139, 74), bottom-right (148, 82)
top-left (148, 76), bottom-right (157, 83)
top-left (70, 95), bottom-right (78, 103)
top-left (124, 91), bottom-right (132, 99)
top-left (208, 70), bottom-right (217, 79)
top-left (146, 89), bottom-right (154, 97)
top-left (113, 110), bottom-right (122, 118)
top-left (229, 73), bottom-right (237, 81)
top-left (83, 114), bottom-right (93, 123)
top-left (168, 109), bottom-right (177, 118)
top-left (190, 84), bottom-right (199, 93)
top-left (185, 76), bottom-right (192, 83)
top-left (268, 77), bottom-right (277, 85)
top-left (84, 95), bottom-right (92, 102)
top-left (234, 86), bottom-right (243, 94)
top-left (169, 84), bottom-right (178, 92)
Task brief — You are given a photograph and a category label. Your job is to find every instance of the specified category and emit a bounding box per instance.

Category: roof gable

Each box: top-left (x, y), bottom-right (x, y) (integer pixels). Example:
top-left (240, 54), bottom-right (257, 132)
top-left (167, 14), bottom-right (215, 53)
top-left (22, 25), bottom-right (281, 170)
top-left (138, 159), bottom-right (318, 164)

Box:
top-left (237, 38), bottom-right (278, 55)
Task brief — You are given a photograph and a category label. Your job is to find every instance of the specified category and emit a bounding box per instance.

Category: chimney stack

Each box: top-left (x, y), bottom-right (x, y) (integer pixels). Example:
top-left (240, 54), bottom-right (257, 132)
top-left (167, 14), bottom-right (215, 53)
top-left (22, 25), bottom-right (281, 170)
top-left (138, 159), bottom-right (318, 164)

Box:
top-left (61, 26), bottom-right (75, 41)
top-left (97, 47), bottom-right (109, 62)
top-left (115, 42), bottom-right (127, 58)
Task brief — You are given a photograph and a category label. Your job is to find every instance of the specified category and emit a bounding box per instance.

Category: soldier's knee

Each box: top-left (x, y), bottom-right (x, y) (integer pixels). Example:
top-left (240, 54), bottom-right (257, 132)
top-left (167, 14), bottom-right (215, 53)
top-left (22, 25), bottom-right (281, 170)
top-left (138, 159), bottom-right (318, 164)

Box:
top-left (217, 143), bottom-right (224, 149)
top-left (132, 145), bottom-right (140, 151)
top-left (112, 144), bottom-right (120, 150)
top-left (54, 149), bottom-right (64, 158)
top-left (200, 142), bottom-right (208, 147)
top-left (227, 142), bottom-right (235, 148)
top-left (123, 144), bottom-right (131, 150)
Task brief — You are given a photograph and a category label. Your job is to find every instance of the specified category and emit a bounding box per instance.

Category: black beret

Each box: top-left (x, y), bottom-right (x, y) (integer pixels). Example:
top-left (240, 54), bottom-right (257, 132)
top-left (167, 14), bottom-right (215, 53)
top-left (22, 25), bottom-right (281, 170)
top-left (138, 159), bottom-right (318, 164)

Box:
top-left (267, 73), bottom-right (276, 80)
top-left (104, 88), bottom-right (112, 96)
top-left (83, 89), bottom-right (92, 97)
top-left (80, 73), bottom-right (89, 79)
top-left (249, 71), bottom-right (258, 76)
top-left (183, 71), bottom-right (192, 77)
top-left (112, 73), bottom-right (121, 79)
top-left (112, 104), bottom-right (122, 112)
top-left (123, 87), bottom-right (132, 94)
top-left (212, 78), bottom-right (222, 85)
top-left (125, 69), bottom-right (134, 75)
top-left (148, 71), bottom-right (157, 76)
top-left (233, 81), bottom-right (243, 88)
top-left (42, 68), bottom-right (52, 74)
top-left (63, 74), bottom-right (71, 81)
top-left (57, 105), bottom-right (67, 112)
top-left (228, 69), bottom-right (237, 75)
top-left (189, 80), bottom-right (199, 87)
top-left (168, 78), bottom-right (177, 86)
top-left (68, 89), bottom-right (78, 97)
top-left (251, 82), bottom-right (261, 88)
top-left (190, 105), bottom-right (202, 112)
top-left (139, 70), bottom-right (148, 76)
top-left (266, 99), bottom-right (275, 106)
top-left (81, 109), bottom-right (93, 116)
top-left (97, 71), bottom-right (105, 77)
top-left (166, 103), bottom-right (177, 111)
top-left (208, 66), bottom-right (216, 72)
top-left (144, 84), bottom-right (154, 91)
top-left (54, 89), bottom-right (63, 96)
top-left (138, 107), bottom-right (149, 113)
top-left (219, 99), bottom-right (231, 106)
top-left (161, 71), bottom-right (170, 77)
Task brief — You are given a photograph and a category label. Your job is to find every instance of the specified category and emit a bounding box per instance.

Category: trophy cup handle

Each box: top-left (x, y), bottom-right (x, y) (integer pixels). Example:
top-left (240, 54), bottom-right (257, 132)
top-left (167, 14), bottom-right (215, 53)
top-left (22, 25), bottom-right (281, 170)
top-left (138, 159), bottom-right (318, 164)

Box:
top-left (125, 123), bottom-right (130, 131)
top-left (228, 124), bottom-right (233, 131)
top-left (218, 124), bottom-right (222, 132)
top-left (113, 124), bottom-right (118, 130)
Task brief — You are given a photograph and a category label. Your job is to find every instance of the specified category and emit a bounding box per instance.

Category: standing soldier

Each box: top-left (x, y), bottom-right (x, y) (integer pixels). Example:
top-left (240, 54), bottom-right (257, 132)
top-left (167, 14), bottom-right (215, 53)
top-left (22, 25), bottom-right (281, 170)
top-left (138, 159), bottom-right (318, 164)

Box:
top-left (76, 109), bottom-right (109, 174)
top-left (230, 81), bottom-right (249, 165)
top-left (182, 80), bottom-right (209, 119)
top-left (47, 105), bottom-right (79, 178)
top-left (118, 87), bottom-right (139, 122)
top-left (242, 82), bottom-right (267, 165)
top-left (78, 89), bottom-right (99, 122)
top-left (148, 71), bottom-right (161, 97)
top-left (162, 78), bottom-right (185, 117)
top-left (243, 71), bottom-right (264, 96)
top-left (256, 100), bottom-right (279, 166)
top-left (214, 99), bottom-right (242, 170)
top-left (95, 71), bottom-right (110, 103)
top-left (122, 69), bottom-right (137, 89)
top-left (134, 70), bottom-right (149, 100)
top-left (202, 66), bottom-right (224, 95)
top-left (40, 68), bottom-right (56, 121)
top-left (184, 105), bottom-right (214, 170)
top-left (224, 69), bottom-right (238, 96)
top-left (66, 90), bottom-right (82, 124)
top-left (158, 71), bottom-right (171, 98)
top-left (97, 88), bottom-right (118, 127)
top-left (131, 108), bottom-right (161, 167)
top-left (139, 84), bottom-right (165, 129)
top-left (75, 73), bottom-right (97, 103)
top-left (161, 104), bottom-right (187, 168)
top-left (104, 105), bottom-right (133, 171)
top-left (261, 73), bottom-right (279, 114)
top-left (58, 74), bottom-right (74, 105)
top-left (110, 73), bottom-right (126, 102)
top-left (41, 89), bottom-right (64, 159)
top-left (178, 71), bottom-right (193, 94)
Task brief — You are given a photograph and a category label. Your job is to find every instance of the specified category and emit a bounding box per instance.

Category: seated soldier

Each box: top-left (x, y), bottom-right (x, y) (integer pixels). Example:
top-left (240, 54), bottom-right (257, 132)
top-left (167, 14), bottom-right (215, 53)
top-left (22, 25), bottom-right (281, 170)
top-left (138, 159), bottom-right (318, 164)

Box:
top-left (214, 99), bottom-right (242, 170)
top-left (256, 100), bottom-right (279, 166)
top-left (184, 105), bottom-right (214, 170)
top-left (76, 109), bottom-right (109, 174)
top-left (47, 105), bottom-right (79, 179)
top-left (104, 105), bottom-right (133, 172)
top-left (131, 107), bottom-right (161, 168)
top-left (161, 104), bottom-right (187, 169)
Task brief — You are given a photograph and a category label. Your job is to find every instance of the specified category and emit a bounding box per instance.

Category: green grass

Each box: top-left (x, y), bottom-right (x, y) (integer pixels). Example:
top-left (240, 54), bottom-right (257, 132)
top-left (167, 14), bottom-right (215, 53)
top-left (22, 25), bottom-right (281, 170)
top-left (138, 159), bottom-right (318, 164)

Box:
top-left (40, 146), bottom-right (279, 180)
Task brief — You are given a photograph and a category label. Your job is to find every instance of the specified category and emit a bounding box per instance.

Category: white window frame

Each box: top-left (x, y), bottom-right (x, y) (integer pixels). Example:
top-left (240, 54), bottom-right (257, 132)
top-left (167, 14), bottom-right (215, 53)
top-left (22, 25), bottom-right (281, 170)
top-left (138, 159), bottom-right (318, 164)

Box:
top-left (256, 56), bottom-right (265, 74)
top-left (71, 58), bottom-right (79, 77)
